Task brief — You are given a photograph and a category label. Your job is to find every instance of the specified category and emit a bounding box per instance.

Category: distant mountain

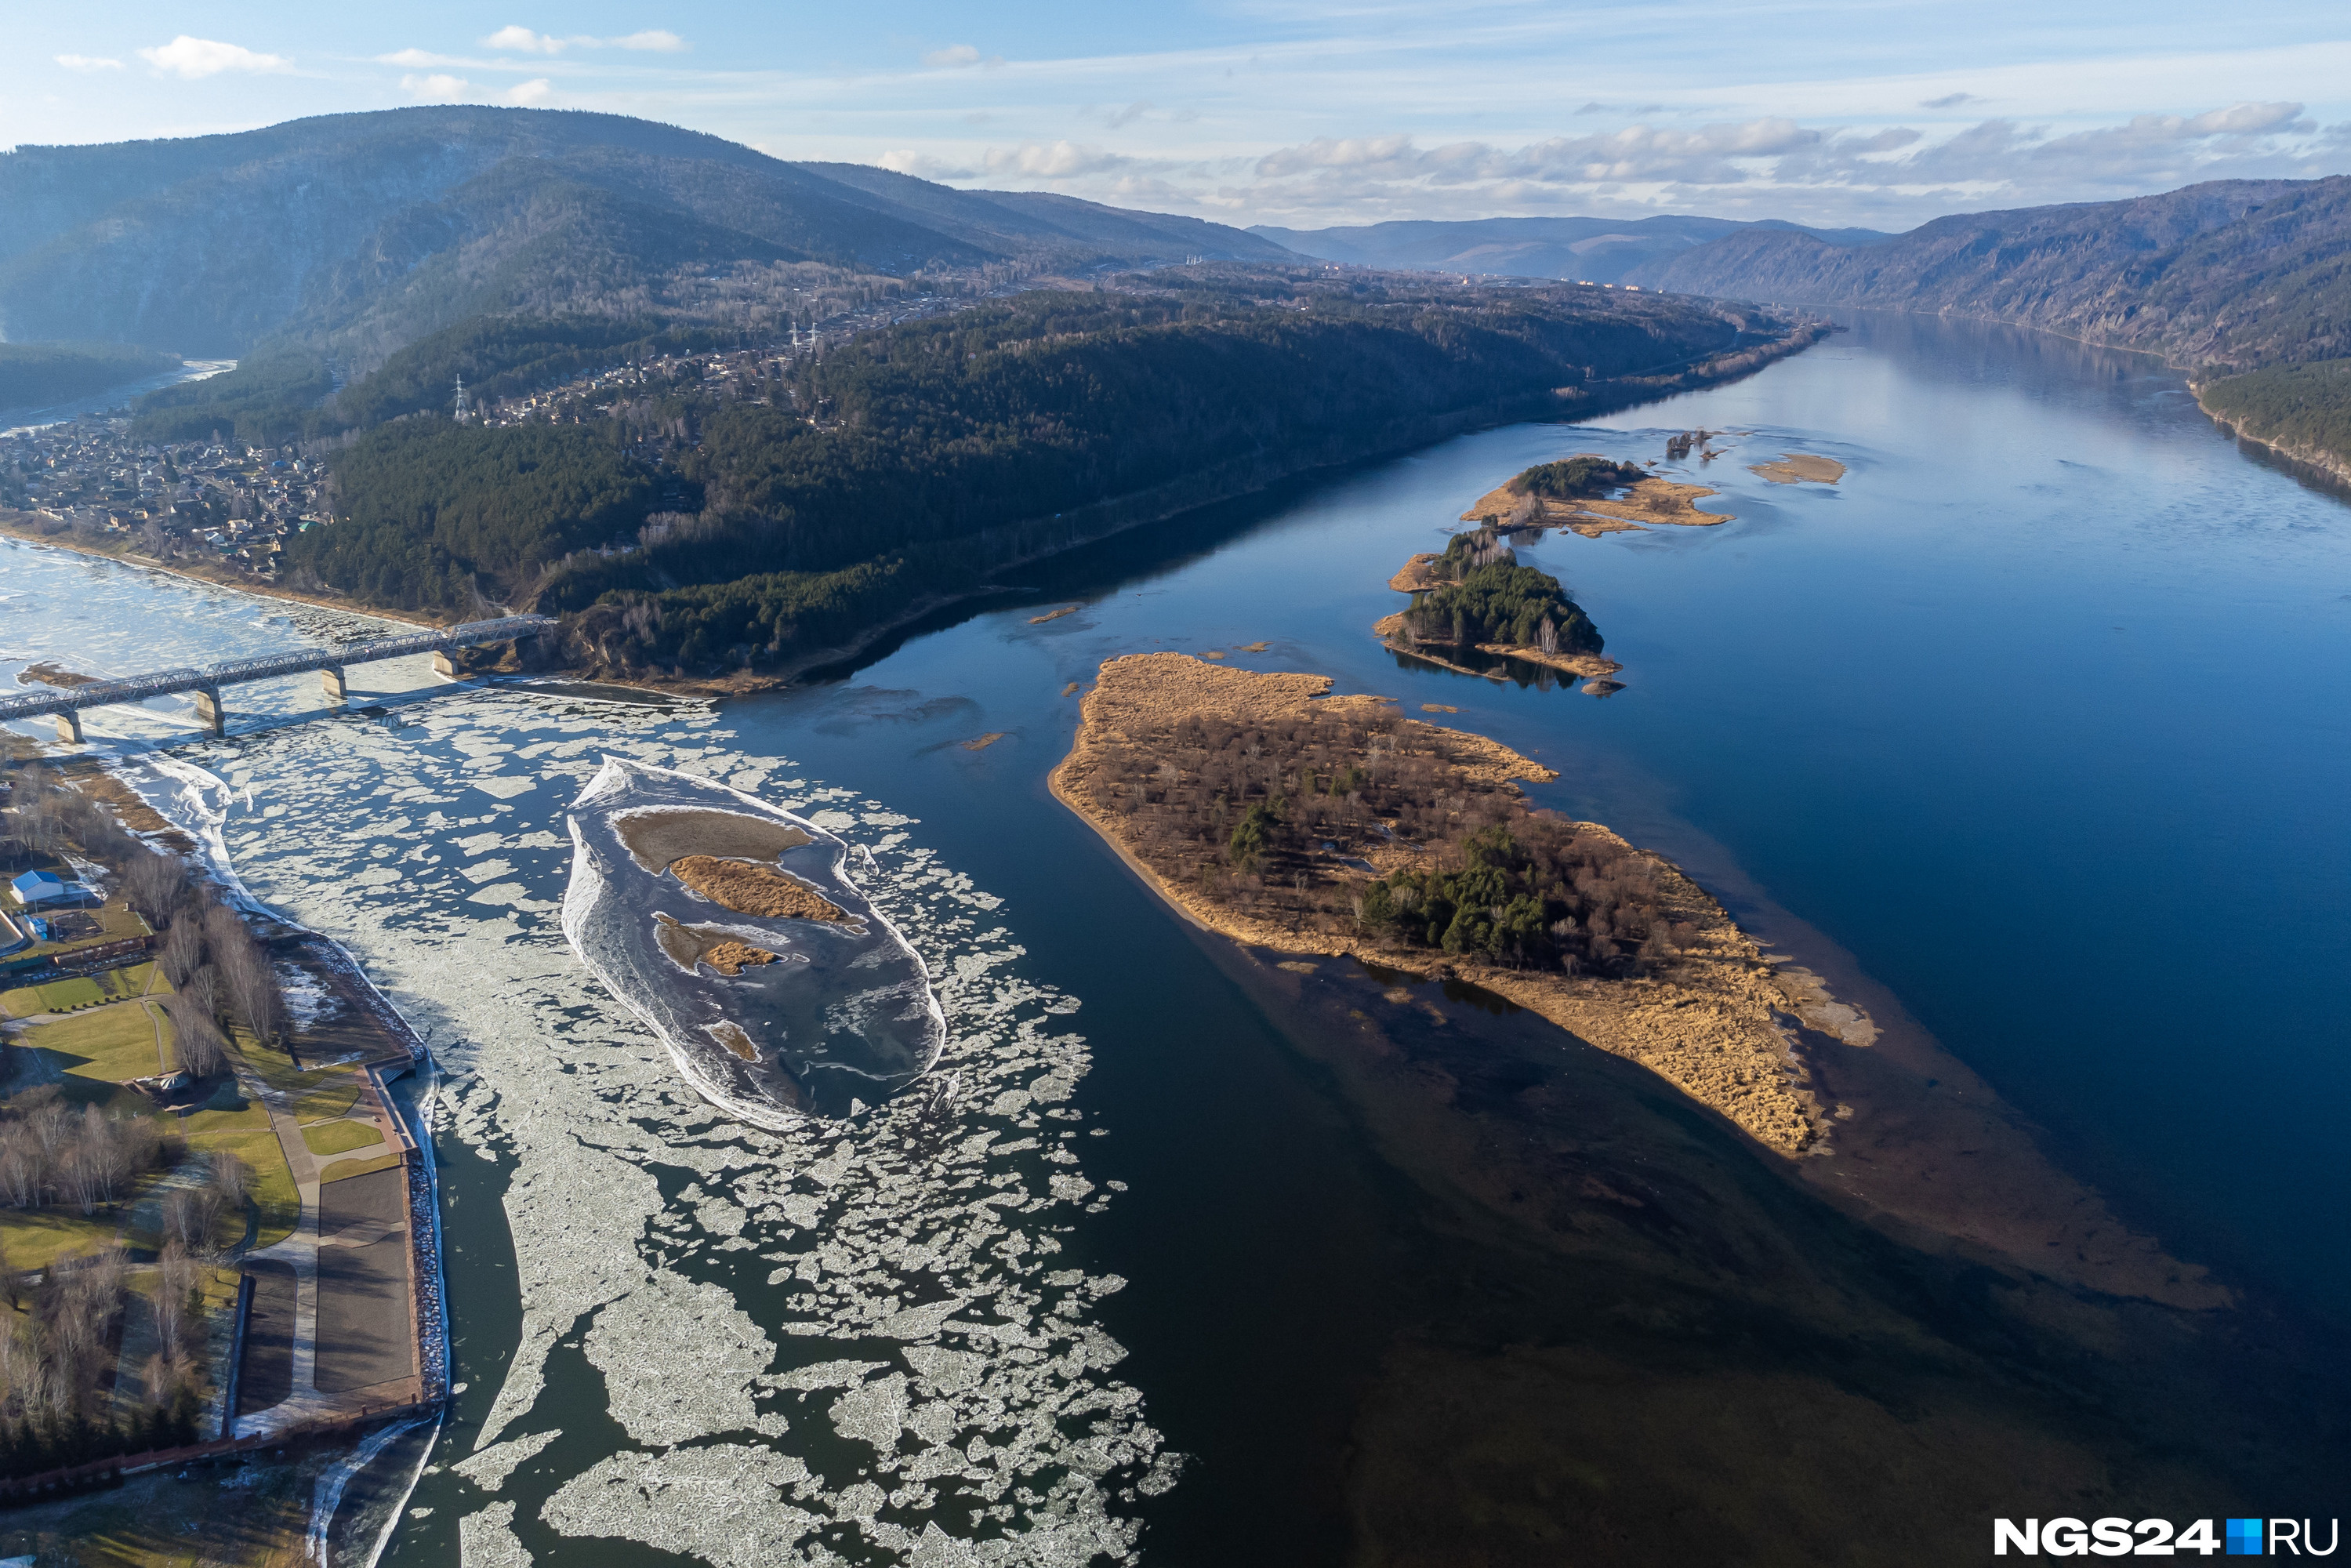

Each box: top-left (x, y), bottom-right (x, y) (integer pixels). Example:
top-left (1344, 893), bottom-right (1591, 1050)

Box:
top-left (1253, 216), bottom-right (1889, 285)
top-left (0, 107), bottom-right (1289, 360)
top-left (1620, 178), bottom-right (2351, 374)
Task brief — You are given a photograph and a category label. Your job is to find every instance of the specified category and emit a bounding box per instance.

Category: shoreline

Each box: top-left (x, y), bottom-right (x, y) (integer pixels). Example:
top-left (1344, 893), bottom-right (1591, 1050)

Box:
top-left (1050, 652), bottom-right (1825, 1156)
top-left (11, 321), bottom-right (1829, 705)
top-left (2189, 387), bottom-right (2351, 495)
top-left (1050, 651), bottom-right (2233, 1308)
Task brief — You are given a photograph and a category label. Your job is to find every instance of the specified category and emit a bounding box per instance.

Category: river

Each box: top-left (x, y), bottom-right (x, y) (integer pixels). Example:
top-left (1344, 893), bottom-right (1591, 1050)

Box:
top-left (2, 309), bottom-right (2344, 1563)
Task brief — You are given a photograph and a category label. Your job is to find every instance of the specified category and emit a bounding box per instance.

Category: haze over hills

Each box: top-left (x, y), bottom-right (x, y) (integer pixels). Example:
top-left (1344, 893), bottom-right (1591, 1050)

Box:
top-left (1253, 216), bottom-right (1891, 285)
top-left (1616, 176), bottom-right (2351, 480)
top-left (0, 107), bottom-right (1289, 363)
top-left (1622, 178), bottom-right (2351, 373)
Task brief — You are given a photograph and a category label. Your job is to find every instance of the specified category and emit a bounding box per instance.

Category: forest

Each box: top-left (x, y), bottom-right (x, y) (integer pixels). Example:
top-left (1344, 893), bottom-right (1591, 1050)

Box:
top-left (0, 343), bottom-right (176, 412)
top-left (280, 420), bottom-right (658, 612)
top-left (130, 347), bottom-right (339, 447)
top-left (2199, 358), bottom-right (2351, 476)
top-left (1077, 703), bottom-right (1684, 977)
top-left (1507, 455), bottom-right (1647, 499)
top-left (316, 278), bottom-right (1744, 668)
top-left (1400, 528), bottom-right (1605, 654)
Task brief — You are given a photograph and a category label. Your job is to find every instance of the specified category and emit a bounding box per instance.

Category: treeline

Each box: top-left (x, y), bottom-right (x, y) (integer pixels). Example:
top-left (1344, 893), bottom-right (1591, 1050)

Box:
top-left (0, 343), bottom-right (176, 412)
top-left (1507, 456), bottom-right (1645, 499)
top-left (1401, 528), bottom-right (1605, 654)
top-left (1359, 822), bottom-right (1679, 973)
top-left (280, 419), bottom-right (658, 612)
top-left (524, 285), bottom-right (1736, 670)
top-left (129, 347), bottom-right (339, 447)
top-left (6, 766), bottom-right (286, 1068)
top-left (0, 1091), bottom-right (165, 1214)
top-left (1081, 702), bottom-right (1687, 977)
top-left (2200, 358), bottom-right (2351, 479)
top-left (0, 1241), bottom-right (206, 1476)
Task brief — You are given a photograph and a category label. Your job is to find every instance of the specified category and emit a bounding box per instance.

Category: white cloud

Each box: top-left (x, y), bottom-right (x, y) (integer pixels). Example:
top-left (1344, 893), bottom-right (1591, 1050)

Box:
top-left (504, 78), bottom-right (553, 106)
top-left (923, 43), bottom-right (1004, 70)
top-left (891, 96), bottom-right (2334, 232)
top-left (981, 141), bottom-right (1132, 179)
top-left (483, 26), bottom-right (564, 54)
top-left (401, 74), bottom-right (473, 102)
top-left (379, 48), bottom-right (464, 68)
top-left (54, 55), bottom-right (123, 72)
top-left (136, 36), bottom-right (291, 79)
top-left (480, 25), bottom-right (688, 55)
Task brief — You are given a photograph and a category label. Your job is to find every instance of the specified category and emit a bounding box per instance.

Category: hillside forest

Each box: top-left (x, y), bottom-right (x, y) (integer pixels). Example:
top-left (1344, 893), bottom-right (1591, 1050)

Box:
top-left (0, 343), bottom-right (176, 412)
top-left (274, 272), bottom-right (1787, 673)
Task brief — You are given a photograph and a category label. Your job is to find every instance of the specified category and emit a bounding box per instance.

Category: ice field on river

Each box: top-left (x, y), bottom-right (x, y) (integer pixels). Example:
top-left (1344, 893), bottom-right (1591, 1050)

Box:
top-left (0, 547), bottom-right (1171, 1566)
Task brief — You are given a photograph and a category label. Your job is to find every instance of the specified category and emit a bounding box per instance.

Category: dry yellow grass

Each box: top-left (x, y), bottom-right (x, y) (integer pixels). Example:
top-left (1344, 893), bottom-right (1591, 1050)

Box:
top-left (671, 856), bottom-right (849, 923)
top-left (1750, 453), bottom-right (1846, 484)
top-left (1051, 653), bottom-right (1843, 1156)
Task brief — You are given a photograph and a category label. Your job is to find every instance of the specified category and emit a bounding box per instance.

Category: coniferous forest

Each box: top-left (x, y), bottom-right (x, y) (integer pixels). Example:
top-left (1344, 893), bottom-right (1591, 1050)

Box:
top-left (278, 274), bottom-right (1798, 671)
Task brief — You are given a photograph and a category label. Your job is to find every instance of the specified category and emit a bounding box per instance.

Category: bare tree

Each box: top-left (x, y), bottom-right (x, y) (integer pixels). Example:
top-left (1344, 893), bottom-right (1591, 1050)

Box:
top-left (164, 988), bottom-right (225, 1079)
top-left (0, 1128), bottom-right (44, 1210)
top-left (205, 1149), bottom-right (250, 1211)
top-left (122, 850), bottom-right (191, 927)
top-left (216, 940), bottom-right (287, 1047)
top-left (163, 1185), bottom-right (224, 1255)
top-left (158, 919), bottom-right (205, 987)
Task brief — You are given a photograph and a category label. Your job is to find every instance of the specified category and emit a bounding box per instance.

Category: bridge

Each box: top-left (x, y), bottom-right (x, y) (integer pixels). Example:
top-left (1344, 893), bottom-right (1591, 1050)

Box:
top-left (0, 615), bottom-right (557, 744)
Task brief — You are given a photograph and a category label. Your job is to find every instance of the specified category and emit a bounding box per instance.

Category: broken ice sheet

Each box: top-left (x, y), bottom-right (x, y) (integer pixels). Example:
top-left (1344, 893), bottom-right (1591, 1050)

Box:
top-left (133, 687), bottom-right (1169, 1565)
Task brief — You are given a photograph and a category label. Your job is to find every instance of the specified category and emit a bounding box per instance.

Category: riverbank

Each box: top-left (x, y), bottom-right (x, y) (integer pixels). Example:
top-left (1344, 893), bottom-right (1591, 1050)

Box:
top-left (1052, 650), bottom-right (2237, 1309)
top-left (2192, 379), bottom-right (2351, 494)
top-left (1461, 475), bottom-right (1736, 535)
top-left (0, 516), bottom-right (443, 631)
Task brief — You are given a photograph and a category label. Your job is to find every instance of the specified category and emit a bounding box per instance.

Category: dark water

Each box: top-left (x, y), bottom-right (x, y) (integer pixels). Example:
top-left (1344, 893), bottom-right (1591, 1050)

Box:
top-left (777, 310), bottom-right (2351, 1308)
top-left (564, 309), bottom-right (2349, 1555)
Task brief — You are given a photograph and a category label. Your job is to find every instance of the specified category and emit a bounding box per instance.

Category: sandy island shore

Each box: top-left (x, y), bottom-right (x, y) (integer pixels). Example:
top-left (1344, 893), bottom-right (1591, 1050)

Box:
top-left (1462, 477), bottom-right (1735, 537)
top-left (1052, 652), bottom-right (1828, 1154)
top-left (1749, 453), bottom-right (1847, 485)
top-left (1376, 555), bottom-right (1623, 682)
top-left (1053, 652), bottom-right (2232, 1307)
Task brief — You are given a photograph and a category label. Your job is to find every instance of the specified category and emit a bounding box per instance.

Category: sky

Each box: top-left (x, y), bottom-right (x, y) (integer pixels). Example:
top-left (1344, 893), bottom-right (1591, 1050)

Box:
top-left (9, 1), bottom-right (2351, 234)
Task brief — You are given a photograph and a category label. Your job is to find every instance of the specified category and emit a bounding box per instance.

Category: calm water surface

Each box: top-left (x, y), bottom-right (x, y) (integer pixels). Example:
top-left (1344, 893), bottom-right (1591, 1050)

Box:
top-left (2, 310), bottom-right (2345, 1561)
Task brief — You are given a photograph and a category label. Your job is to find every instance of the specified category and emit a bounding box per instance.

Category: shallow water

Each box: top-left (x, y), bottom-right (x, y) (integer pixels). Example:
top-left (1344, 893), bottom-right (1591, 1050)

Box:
top-left (3, 309), bottom-right (2346, 1559)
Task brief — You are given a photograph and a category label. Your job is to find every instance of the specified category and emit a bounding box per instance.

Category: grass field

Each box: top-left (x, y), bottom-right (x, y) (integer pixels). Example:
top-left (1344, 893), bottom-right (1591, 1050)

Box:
top-left (292, 1082), bottom-right (361, 1123)
top-left (300, 1118), bottom-right (383, 1158)
top-left (321, 1150), bottom-right (405, 1183)
top-left (33, 1000), bottom-right (172, 1084)
top-left (1, 974), bottom-right (107, 1016)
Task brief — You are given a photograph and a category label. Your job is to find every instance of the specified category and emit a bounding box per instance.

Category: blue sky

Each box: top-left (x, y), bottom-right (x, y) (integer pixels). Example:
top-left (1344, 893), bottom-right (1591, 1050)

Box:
top-left (12, 2), bottom-right (2350, 231)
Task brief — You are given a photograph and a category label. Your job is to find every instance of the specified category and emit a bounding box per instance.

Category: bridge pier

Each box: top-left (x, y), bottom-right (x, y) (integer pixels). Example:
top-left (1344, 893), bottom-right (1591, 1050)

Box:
top-left (194, 687), bottom-right (226, 737)
top-left (55, 710), bottom-right (83, 746)
top-left (321, 666), bottom-right (349, 703)
top-left (431, 651), bottom-right (460, 678)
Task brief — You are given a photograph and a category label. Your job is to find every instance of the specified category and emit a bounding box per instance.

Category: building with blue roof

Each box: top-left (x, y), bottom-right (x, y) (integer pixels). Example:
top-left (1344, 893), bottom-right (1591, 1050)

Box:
top-left (9, 870), bottom-right (71, 908)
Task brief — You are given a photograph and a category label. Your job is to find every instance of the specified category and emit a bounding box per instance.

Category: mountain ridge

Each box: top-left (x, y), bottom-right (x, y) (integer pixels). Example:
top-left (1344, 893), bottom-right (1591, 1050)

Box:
top-left (0, 107), bottom-right (1290, 360)
top-left (1253, 214), bottom-right (1891, 285)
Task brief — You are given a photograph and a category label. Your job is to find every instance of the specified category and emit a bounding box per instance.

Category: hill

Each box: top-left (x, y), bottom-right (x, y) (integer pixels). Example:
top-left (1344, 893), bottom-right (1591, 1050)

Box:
top-left (274, 271), bottom-right (1825, 674)
top-left (1254, 215), bottom-right (1889, 285)
top-left (1620, 177), bottom-right (2351, 474)
top-left (0, 341), bottom-right (178, 412)
top-left (0, 107), bottom-right (1290, 361)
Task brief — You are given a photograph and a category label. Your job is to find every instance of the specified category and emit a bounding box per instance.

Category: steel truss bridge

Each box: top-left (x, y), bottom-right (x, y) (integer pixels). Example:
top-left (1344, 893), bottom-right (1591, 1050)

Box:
top-left (0, 615), bottom-right (556, 743)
